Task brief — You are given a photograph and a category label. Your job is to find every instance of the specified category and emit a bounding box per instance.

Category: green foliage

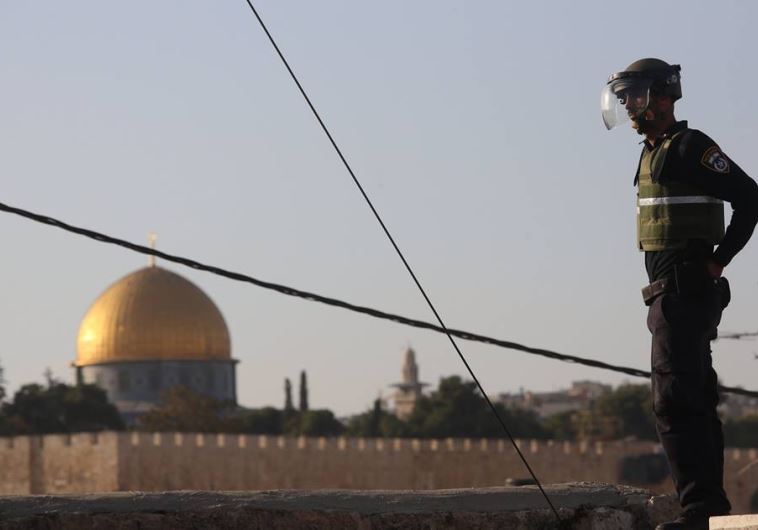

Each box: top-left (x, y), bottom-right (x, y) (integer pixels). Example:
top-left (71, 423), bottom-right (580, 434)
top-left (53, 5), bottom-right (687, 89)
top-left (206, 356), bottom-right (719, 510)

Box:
top-left (138, 386), bottom-right (234, 432)
top-left (299, 371), bottom-right (309, 412)
top-left (232, 407), bottom-right (344, 436)
top-left (542, 410), bottom-right (578, 440)
top-left (495, 406), bottom-right (550, 439)
top-left (346, 399), bottom-right (409, 438)
top-left (234, 406), bottom-right (284, 434)
top-left (574, 383), bottom-right (655, 441)
top-left (284, 378), bottom-right (294, 414)
top-left (405, 376), bottom-right (548, 439)
top-left (0, 382), bottom-right (124, 435)
top-left (138, 383), bottom-right (345, 436)
top-left (232, 407), bottom-right (345, 436)
top-left (57, 384), bottom-right (125, 432)
top-left (347, 377), bottom-right (549, 439)
top-left (295, 409), bottom-right (344, 436)
top-left (724, 415), bottom-right (758, 448)
top-left (0, 360), bottom-right (5, 403)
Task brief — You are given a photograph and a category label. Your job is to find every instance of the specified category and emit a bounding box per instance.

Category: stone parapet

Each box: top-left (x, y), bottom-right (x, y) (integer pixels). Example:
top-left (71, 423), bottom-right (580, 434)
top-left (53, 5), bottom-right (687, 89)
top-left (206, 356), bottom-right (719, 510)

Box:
top-left (0, 483), bottom-right (680, 530)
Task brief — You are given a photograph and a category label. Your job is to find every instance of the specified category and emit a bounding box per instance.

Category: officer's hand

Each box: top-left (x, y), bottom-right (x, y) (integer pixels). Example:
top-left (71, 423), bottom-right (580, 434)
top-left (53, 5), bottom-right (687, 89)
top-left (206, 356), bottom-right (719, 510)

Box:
top-left (706, 259), bottom-right (724, 279)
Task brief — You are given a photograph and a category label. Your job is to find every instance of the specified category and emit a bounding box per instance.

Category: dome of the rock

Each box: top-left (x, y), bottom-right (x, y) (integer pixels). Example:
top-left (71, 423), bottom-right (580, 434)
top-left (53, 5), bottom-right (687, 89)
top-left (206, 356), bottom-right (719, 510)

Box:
top-left (73, 265), bottom-right (237, 422)
top-left (76, 266), bottom-right (231, 366)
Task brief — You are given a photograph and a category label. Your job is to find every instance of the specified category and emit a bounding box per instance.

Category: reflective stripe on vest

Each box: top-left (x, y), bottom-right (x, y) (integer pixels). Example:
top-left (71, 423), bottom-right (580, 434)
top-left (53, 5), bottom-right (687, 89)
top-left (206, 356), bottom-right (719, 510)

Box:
top-left (636, 130), bottom-right (725, 251)
top-left (638, 196), bottom-right (723, 206)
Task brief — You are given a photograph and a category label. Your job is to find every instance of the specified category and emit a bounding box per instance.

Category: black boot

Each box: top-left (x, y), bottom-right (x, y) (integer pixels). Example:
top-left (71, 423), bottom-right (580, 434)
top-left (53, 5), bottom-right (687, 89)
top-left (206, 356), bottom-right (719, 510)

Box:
top-left (655, 511), bottom-right (713, 530)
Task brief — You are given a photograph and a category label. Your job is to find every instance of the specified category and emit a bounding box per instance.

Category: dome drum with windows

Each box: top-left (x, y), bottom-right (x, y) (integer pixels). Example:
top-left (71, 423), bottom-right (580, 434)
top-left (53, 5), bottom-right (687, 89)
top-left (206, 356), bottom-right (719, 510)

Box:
top-left (74, 266), bottom-right (238, 421)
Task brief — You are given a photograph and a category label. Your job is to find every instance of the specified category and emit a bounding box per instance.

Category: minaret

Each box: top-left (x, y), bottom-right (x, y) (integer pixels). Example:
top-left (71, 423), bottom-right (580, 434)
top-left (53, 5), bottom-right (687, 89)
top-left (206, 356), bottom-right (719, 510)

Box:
top-left (148, 232), bottom-right (157, 267)
top-left (390, 346), bottom-right (428, 420)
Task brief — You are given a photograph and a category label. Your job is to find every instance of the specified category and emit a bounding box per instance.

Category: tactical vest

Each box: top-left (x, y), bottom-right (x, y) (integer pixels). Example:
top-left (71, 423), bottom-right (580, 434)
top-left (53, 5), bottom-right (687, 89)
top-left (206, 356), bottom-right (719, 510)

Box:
top-left (636, 130), bottom-right (725, 251)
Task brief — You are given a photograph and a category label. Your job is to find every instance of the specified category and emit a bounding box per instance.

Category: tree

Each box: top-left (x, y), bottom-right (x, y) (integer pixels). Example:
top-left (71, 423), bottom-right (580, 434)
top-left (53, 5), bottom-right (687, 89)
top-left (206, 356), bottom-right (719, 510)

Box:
top-left (346, 399), bottom-right (409, 438)
top-left (724, 416), bottom-right (758, 448)
top-left (542, 410), bottom-right (578, 440)
top-left (368, 398), bottom-right (382, 437)
top-left (284, 378), bottom-right (294, 414)
top-left (293, 410), bottom-right (344, 436)
top-left (227, 407), bottom-right (344, 436)
top-left (406, 376), bottom-right (548, 439)
top-left (299, 370), bottom-right (309, 412)
top-left (576, 383), bottom-right (656, 440)
top-left (232, 407), bottom-right (283, 434)
top-left (59, 384), bottom-right (125, 432)
top-left (0, 382), bottom-right (123, 435)
top-left (0, 360), bottom-right (6, 403)
top-left (138, 386), bottom-right (232, 432)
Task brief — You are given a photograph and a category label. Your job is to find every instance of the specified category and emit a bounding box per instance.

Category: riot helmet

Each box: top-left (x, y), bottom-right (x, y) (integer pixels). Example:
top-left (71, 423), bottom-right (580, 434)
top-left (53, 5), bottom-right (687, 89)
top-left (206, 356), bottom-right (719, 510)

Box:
top-left (601, 58), bottom-right (681, 130)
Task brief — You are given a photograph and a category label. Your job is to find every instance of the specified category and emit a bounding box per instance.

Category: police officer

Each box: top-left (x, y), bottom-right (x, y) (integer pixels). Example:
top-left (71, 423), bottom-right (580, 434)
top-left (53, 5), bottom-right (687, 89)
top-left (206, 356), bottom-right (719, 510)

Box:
top-left (603, 58), bottom-right (758, 529)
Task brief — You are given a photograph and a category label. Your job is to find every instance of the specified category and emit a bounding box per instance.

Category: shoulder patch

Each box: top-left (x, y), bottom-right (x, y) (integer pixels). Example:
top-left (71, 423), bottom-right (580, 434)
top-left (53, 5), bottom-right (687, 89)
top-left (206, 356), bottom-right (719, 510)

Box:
top-left (701, 145), bottom-right (730, 173)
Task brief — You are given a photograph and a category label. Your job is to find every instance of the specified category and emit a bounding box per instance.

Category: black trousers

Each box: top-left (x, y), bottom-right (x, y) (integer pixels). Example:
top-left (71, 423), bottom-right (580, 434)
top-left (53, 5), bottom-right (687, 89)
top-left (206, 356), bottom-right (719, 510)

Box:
top-left (647, 285), bottom-right (731, 515)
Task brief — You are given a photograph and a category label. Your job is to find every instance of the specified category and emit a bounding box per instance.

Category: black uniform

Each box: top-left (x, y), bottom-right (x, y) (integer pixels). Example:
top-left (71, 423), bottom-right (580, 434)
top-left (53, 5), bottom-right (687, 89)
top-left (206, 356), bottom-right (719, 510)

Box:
top-left (640, 120), bottom-right (758, 515)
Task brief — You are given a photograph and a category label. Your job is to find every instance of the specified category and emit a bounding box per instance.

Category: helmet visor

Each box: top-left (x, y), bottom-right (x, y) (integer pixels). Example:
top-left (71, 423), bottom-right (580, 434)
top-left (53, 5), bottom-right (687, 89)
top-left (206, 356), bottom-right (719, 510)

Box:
top-left (601, 77), bottom-right (652, 130)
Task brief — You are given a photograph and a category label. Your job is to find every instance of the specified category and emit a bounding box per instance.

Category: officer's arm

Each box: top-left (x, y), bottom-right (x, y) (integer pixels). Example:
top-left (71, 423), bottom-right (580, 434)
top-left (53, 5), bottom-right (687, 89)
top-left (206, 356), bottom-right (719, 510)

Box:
top-left (680, 132), bottom-right (758, 268)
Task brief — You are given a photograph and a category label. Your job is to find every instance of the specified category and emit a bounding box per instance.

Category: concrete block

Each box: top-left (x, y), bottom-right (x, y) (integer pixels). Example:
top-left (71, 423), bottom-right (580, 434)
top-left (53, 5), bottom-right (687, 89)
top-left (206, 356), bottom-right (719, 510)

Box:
top-left (711, 515), bottom-right (758, 530)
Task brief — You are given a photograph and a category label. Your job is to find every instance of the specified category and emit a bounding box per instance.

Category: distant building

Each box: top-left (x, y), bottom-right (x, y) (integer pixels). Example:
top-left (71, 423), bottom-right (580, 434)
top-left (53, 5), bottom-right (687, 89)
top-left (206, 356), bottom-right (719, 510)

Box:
top-left (73, 265), bottom-right (238, 423)
top-left (498, 380), bottom-right (611, 419)
top-left (390, 347), bottom-right (428, 420)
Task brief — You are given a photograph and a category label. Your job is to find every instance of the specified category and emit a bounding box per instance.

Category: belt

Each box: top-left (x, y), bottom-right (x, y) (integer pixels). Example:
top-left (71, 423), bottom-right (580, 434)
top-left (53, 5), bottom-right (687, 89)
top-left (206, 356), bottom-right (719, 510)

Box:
top-left (641, 277), bottom-right (675, 306)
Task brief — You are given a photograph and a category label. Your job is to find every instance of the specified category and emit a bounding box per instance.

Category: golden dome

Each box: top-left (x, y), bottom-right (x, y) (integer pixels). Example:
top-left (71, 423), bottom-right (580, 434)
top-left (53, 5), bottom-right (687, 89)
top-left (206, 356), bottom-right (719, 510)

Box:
top-left (76, 266), bottom-right (231, 366)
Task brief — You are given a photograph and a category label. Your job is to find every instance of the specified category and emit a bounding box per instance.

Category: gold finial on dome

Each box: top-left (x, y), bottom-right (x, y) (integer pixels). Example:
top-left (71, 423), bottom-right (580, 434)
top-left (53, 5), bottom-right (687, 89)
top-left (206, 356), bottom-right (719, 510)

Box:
top-left (148, 232), bottom-right (157, 267)
top-left (76, 267), bottom-right (231, 366)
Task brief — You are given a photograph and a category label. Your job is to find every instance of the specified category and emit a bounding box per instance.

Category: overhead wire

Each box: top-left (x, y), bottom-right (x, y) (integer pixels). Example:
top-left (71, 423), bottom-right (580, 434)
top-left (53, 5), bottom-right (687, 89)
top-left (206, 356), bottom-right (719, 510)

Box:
top-left (242, 1), bottom-right (563, 521)
top-left (717, 331), bottom-right (758, 341)
top-left (3, 198), bottom-right (758, 404)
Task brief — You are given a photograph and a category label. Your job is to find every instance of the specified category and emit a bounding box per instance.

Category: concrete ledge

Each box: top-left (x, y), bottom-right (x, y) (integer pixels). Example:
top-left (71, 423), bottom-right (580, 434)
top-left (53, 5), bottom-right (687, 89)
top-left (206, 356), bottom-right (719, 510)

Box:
top-left (711, 515), bottom-right (758, 530)
top-left (0, 482), bottom-right (679, 529)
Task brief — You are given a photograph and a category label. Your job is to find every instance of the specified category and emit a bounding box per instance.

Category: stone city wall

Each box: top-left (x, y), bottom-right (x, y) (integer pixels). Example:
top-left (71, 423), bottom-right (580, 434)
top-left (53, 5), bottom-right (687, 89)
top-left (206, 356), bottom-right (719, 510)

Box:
top-left (1, 432), bottom-right (757, 513)
top-left (0, 437), bottom-right (32, 495)
top-left (116, 433), bottom-right (657, 491)
top-left (0, 433), bottom-right (119, 495)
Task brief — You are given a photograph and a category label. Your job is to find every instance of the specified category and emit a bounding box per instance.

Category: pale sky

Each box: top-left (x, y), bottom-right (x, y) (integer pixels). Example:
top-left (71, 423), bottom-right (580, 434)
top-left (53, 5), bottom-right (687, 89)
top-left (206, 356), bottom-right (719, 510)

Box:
top-left (2, 1), bottom-right (757, 416)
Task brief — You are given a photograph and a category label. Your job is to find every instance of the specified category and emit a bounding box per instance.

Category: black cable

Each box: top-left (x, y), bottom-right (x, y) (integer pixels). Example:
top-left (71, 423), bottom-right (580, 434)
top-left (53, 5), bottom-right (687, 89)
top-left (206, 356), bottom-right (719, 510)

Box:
top-left (3, 199), bottom-right (758, 403)
top-left (717, 331), bottom-right (758, 341)
top-left (238, 1), bottom-right (563, 522)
